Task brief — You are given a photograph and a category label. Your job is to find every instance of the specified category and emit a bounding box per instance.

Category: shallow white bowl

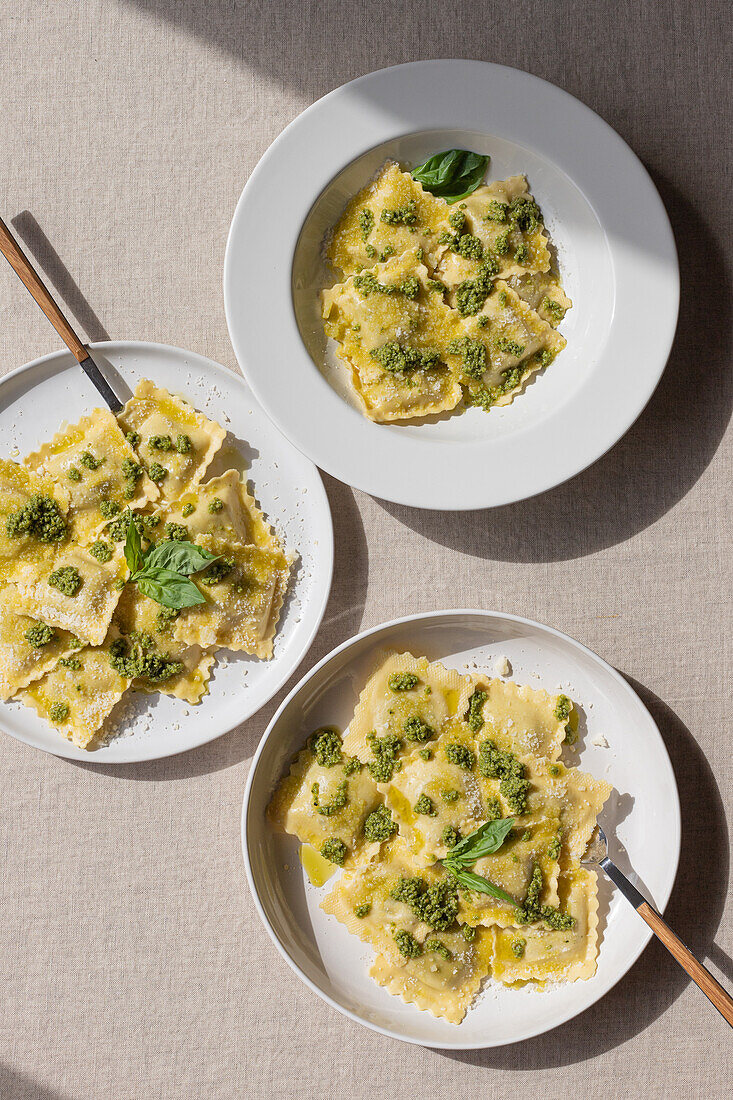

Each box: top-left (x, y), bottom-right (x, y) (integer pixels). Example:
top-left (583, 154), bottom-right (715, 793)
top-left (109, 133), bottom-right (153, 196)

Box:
top-left (224, 60), bottom-right (679, 510)
top-left (0, 341), bottom-right (333, 762)
top-left (242, 609), bottom-right (680, 1048)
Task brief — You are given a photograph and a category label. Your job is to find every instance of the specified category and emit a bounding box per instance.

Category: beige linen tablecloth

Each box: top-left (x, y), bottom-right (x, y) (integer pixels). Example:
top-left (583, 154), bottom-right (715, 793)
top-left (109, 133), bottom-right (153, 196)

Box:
top-left (1, 2), bottom-right (731, 1097)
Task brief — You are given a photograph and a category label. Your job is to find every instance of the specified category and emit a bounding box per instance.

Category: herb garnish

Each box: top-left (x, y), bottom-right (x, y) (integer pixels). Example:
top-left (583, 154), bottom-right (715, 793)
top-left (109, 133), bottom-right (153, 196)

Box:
top-left (411, 149), bottom-right (489, 204)
top-left (122, 515), bottom-right (217, 609)
top-left (442, 817), bottom-right (517, 906)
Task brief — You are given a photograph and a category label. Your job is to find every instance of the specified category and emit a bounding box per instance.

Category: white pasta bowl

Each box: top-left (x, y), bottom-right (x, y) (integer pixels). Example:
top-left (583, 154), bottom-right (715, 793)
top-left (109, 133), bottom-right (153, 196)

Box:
top-left (242, 609), bottom-right (680, 1049)
top-left (224, 60), bottom-right (679, 510)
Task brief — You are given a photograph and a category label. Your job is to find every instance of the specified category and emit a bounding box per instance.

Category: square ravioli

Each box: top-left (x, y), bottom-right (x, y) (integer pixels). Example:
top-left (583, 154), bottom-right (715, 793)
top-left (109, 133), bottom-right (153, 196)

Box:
top-left (326, 161), bottom-right (452, 277)
top-left (117, 380), bottom-right (226, 502)
top-left (24, 408), bottom-right (157, 545)
top-left (112, 585), bottom-right (215, 704)
top-left (153, 469), bottom-right (280, 550)
top-left (0, 608), bottom-right (81, 700)
top-left (342, 652), bottom-right (473, 787)
top-left (434, 176), bottom-right (552, 308)
top-left (16, 630), bottom-right (131, 748)
top-left (0, 459), bottom-right (69, 587)
top-left (322, 249), bottom-right (463, 421)
top-left (466, 677), bottom-right (572, 763)
top-left (507, 270), bottom-right (572, 327)
top-left (268, 725), bottom-right (382, 867)
top-left (13, 541), bottom-right (127, 646)
top-left (446, 280), bottom-right (566, 409)
top-left (172, 534), bottom-right (291, 657)
top-left (491, 865), bottom-right (599, 984)
top-left (321, 835), bottom-right (492, 1024)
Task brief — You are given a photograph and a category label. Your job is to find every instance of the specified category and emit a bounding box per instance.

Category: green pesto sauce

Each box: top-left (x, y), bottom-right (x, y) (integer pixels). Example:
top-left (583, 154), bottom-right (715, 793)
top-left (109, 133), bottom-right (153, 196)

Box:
top-left (24, 622), bottom-right (56, 647)
top-left (476, 315), bottom-right (489, 328)
top-left (320, 838), bottom-right (347, 866)
top-left (549, 765), bottom-right (561, 777)
top-left (89, 540), bottom-right (112, 563)
top-left (164, 522), bottom-right (188, 541)
top-left (465, 688), bottom-right (487, 732)
top-left (201, 558), bottom-right (234, 584)
top-left (79, 451), bottom-right (104, 470)
top-left (369, 342), bottom-right (441, 376)
top-left (393, 929), bottom-right (422, 958)
top-left (49, 701), bottom-right (70, 723)
top-left (513, 244), bottom-right (530, 265)
top-left (125, 431), bottom-right (141, 448)
top-left (363, 804), bottom-right (397, 842)
top-left (448, 208), bottom-right (466, 232)
top-left (311, 779), bottom-right (348, 817)
top-left (149, 434), bottom-right (173, 451)
top-left (353, 271), bottom-right (419, 300)
top-left (175, 434), bottom-right (193, 454)
top-left (444, 742), bottom-right (476, 770)
top-left (516, 864), bottom-right (574, 930)
top-left (57, 656), bottom-right (82, 670)
top-left (358, 207), bottom-right (374, 242)
top-left (66, 466), bottom-right (82, 482)
top-left (310, 726), bottom-right (342, 767)
top-left (122, 458), bottom-right (144, 499)
top-left (366, 730), bottom-right (403, 783)
top-left (485, 797), bottom-right (503, 821)
top-left (109, 634), bottom-right (183, 683)
top-left (147, 462), bottom-right (167, 484)
top-left (478, 739), bottom-right (530, 815)
top-left (414, 793), bottom-right (437, 817)
top-left (509, 195), bottom-right (542, 233)
top-left (48, 566), bottom-right (82, 597)
top-left (404, 715), bottom-right (434, 743)
top-left (208, 497), bottom-right (224, 514)
top-left (99, 499), bottom-right (121, 520)
top-left (418, 748), bottom-right (432, 761)
top-left (484, 200), bottom-right (508, 223)
top-left (498, 290), bottom-right (508, 307)
top-left (380, 199), bottom-right (418, 226)
top-left (510, 937), bottom-right (527, 958)
top-left (547, 833), bottom-right (562, 861)
top-left (388, 671), bottom-right (419, 692)
top-left (494, 228), bottom-right (510, 255)
top-left (155, 606), bottom-right (179, 633)
top-left (426, 278), bottom-right (446, 295)
top-left (542, 296), bottom-right (565, 321)
top-left (441, 824), bottom-right (461, 848)
top-left (390, 876), bottom-right (458, 931)
top-left (554, 694), bottom-right (572, 721)
top-left (455, 256), bottom-right (499, 316)
top-left (496, 337), bottom-right (526, 358)
top-left (6, 493), bottom-right (67, 543)
top-left (354, 902), bottom-right (371, 918)
top-left (447, 336), bottom-right (486, 380)
top-left (452, 232), bottom-right (484, 261)
top-left (425, 938), bottom-right (452, 961)
top-left (462, 924), bottom-right (476, 942)
top-left (181, 502), bottom-right (195, 518)
top-left (440, 788), bottom-right (459, 803)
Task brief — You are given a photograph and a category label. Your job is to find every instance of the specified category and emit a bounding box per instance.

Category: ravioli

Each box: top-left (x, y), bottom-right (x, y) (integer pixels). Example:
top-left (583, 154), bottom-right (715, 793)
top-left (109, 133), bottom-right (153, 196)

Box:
top-left (0, 609), bottom-right (80, 700)
top-left (491, 865), bottom-right (599, 983)
top-left (117, 381), bottom-right (226, 502)
top-left (172, 534), bottom-right (291, 657)
top-left (0, 460), bottom-right (68, 588)
top-left (112, 585), bottom-right (215, 704)
top-left (25, 409), bottom-right (157, 544)
top-left (466, 677), bottom-right (570, 762)
top-left (322, 250), bottom-right (463, 421)
top-left (16, 630), bottom-right (131, 749)
top-left (154, 469), bottom-right (280, 551)
top-left (327, 161), bottom-right (451, 277)
top-left (448, 280), bottom-right (566, 408)
top-left (507, 271), bottom-right (572, 327)
top-left (13, 542), bottom-right (127, 646)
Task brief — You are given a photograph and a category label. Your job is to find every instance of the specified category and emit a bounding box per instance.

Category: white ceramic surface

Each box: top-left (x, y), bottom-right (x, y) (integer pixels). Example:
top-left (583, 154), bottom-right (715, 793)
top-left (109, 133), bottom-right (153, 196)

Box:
top-left (224, 60), bottom-right (679, 510)
top-left (242, 609), bottom-right (681, 1049)
top-left (0, 341), bottom-right (333, 763)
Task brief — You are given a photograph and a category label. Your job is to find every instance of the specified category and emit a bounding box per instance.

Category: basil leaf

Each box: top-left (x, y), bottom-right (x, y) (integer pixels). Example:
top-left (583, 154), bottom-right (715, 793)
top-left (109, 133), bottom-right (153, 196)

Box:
top-left (446, 817), bottom-right (515, 865)
top-left (135, 567), bottom-right (206, 609)
top-left (443, 861), bottom-right (517, 906)
top-left (412, 149), bottom-right (489, 204)
top-left (143, 539), bottom-right (218, 576)
top-left (124, 515), bottom-right (143, 574)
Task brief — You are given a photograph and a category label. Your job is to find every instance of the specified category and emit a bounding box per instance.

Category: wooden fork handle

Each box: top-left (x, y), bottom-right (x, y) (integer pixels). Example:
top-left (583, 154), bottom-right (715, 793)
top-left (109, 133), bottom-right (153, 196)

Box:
top-left (636, 901), bottom-right (733, 1026)
top-left (0, 217), bottom-right (88, 362)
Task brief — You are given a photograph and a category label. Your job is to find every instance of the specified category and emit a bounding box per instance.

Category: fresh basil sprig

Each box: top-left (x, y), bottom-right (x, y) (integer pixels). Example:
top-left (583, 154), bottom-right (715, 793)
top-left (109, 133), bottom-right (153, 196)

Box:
top-left (411, 149), bottom-right (490, 204)
top-left (123, 516), bottom-right (218, 609)
top-left (442, 817), bottom-right (517, 906)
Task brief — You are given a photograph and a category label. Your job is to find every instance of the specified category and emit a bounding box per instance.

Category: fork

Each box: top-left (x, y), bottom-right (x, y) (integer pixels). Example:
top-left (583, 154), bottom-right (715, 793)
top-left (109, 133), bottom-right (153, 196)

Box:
top-left (582, 825), bottom-right (733, 1026)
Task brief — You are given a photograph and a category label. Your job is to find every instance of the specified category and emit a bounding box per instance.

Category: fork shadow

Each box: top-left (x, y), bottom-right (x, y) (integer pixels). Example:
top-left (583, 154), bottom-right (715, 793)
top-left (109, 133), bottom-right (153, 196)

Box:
top-left (66, 472), bottom-right (368, 781)
top-left (440, 677), bottom-right (730, 1067)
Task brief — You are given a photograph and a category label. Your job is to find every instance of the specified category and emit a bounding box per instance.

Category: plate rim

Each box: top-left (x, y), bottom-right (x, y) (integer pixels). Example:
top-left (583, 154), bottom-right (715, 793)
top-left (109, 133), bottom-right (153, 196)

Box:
top-left (224, 58), bottom-right (680, 511)
top-left (0, 339), bottom-right (334, 763)
top-left (241, 607), bottom-right (682, 1049)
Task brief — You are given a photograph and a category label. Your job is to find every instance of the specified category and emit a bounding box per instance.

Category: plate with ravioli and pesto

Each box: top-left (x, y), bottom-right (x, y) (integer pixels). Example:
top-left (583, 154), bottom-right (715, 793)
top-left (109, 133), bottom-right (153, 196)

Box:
top-left (225, 60), bottom-right (679, 509)
top-left (0, 341), bottom-right (332, 762)
top-left (243, 610), bottom-right (680, 1048)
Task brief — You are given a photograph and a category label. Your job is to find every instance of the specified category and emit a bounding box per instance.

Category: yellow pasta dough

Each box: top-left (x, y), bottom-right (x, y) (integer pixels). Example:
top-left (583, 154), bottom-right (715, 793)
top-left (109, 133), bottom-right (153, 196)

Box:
top-left (0, 608), bottom-right (80, 701)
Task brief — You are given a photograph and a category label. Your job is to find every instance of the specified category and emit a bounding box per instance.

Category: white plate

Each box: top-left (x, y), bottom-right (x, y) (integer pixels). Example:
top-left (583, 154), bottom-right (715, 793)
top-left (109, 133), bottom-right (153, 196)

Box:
top-left (224, 60), bottom-right (679, 510)
top-left (0, 341), bottom-right (333, 763)
top-left (242, 609), bottom-right (680, 1049)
